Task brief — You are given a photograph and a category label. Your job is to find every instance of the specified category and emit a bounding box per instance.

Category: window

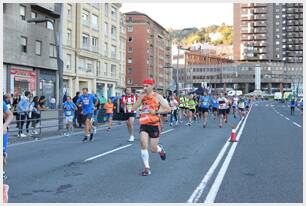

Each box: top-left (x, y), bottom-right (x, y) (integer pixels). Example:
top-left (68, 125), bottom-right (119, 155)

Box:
top-left (66, 54), bottom-right (71, 70)
top-left (127, 79), bottom-right (132, 84)
top-left (128, 68), bottom-right (133, 73)
top-left (46, 18), bottom-right (54, 30)
top-left (111, 25), bottom-right (117, 40)
top-left (21, 36), bottom-right (27, 53)
top-left (105, 3), bottom-right (109, 17)
top-left (92, 14), bottom-right (98, 30)
top-left (20, 5), bottom-right (26, 21)
top-left (104, 62), bottom-right (108, 75)
top-left (128, 26), bottom-right (133, 32)
top-left (128, 58), bottom-right (132, 64)
top-left (35, 41), bottom-right (41, 55)
top-left (128, 17), bottom-right (132, 22)
top-left (128, 47), bottom-right (133, 53)
top-left (104, 42), bottom-right (108, 56)
top-left (111, 45), bottom-right (116, 58)
top-left (31, 11), bottom-right (37, 23)
top-left (276, 41), bottom-right (280, 45)
top-left (49, 44), bottom-right (56, 58)
top-left (128, 36), bottom-right (133, 42)
top-left (82, 10), bottom-right (89, 26)
top-left (92, 37), bottom-right (98, 51)
top-left (82, 33), bottom-right (89, 48)
top-left (67, 4), bottom-right (72, 19)
top-left (96, 61), bottom-right (101, 76)
top-left (111, 64), bottom-right (116, 77)
top-left (67, 29), bottom-right (71, 45)
top-left (104, 22), bottom-right (109, 36)
top-left (111, 6), bottom-right (117, 21)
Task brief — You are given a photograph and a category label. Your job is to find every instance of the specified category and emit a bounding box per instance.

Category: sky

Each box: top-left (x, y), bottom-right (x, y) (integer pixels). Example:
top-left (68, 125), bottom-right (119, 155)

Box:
top-left (120, 3), bottom-right (233, 30)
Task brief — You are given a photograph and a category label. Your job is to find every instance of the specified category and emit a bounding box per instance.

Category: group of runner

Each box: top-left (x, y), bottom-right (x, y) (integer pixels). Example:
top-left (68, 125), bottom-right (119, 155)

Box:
top-left (177, 92), bottom-right (251, 128)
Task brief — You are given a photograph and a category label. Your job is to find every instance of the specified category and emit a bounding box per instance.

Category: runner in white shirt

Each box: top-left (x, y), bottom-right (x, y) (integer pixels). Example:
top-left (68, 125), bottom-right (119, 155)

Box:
top-left (217, 93), bottom-right (228, 128)
top-left (121, 87), bottom-right (138, 142)
top-left (232, 95), bottom-right (239, 119)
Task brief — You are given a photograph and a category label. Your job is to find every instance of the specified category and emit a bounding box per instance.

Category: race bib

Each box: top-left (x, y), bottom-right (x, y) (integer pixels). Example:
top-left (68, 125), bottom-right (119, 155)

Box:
top-left (66, 111), bottom-right (72, 116)
top-left (83, 98), bottom-right (90, 105)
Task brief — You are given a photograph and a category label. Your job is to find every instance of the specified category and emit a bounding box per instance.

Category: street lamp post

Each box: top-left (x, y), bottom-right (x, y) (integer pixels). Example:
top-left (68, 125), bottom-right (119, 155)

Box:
top-left (27, 16), bottom-right (64, 130)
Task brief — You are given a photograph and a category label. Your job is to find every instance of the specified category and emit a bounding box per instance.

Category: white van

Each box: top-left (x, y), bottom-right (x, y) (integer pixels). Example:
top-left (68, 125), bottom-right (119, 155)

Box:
top-left (274, 92), bottom-right (282, 100)
top-left (228, 90), bottom-right (243, 96)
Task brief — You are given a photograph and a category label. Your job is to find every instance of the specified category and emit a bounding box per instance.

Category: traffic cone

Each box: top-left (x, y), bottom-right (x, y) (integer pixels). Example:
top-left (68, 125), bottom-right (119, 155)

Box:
top-left (3, 184), bottom-right (9, 203)
top-left (229, 125), bottom-right (237, 142)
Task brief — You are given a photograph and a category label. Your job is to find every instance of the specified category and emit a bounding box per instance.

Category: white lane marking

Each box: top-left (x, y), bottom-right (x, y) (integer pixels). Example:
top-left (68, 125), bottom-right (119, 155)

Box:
top-left (187, 112), bottom-right (245, 203)
top-left (293, 122), bottom-right (302, 128)
top-left (204, 105), bottom-right (253, 203)
top-left (83, 128), bottom-right (174, 163)
top-left (84, 144), bottom-right (133, 162)
top-left (280, 114), bottom-right (284, 117)
top-left (161, 129), bottom-right (174, 135)
top-left (9, 124), bottom-right (125, 147)
top-left (285, 117), bottom-right (290, 121)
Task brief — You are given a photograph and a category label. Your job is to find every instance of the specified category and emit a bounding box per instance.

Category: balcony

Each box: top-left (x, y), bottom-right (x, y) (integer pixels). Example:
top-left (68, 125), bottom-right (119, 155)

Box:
top-left (254, 28), bottom-right (266, 33)
top-left (254, 8), bottom-right (267, 14)
top-left (254, 34), bottom-right (267, 40)
top-left (257, 48), bottom-right (267, 53)
top-left (254, 14), bottom-right (267, 20)
top-left (241, 3), bottom-right (254, 8)
top-left (253, 21), bottom-right (266, 27)
top-left (253, 3), bottom-right (266, 7)
top-left (241, 35), bottom-right (254, 41)
top-left (241, 16), bottom-right (254, 21)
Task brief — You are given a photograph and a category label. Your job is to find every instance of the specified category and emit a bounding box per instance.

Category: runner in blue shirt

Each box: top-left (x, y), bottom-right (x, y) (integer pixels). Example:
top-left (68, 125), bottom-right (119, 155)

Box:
top-left (77, 88), bottom-right (98, 142)
top-left (3, 102), bottom-right (13, 180)
top-left (63, 96), bottom-right (77, 136)
top-left (290, 98), bottom-right (296, 116)
top-left (210, 94), bottom-right (219, 120)
top-left (199, 91), bottom-right (211, 128)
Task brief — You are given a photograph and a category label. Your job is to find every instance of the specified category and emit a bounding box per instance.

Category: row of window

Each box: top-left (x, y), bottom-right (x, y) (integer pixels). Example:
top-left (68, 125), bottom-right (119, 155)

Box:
top-left (67, 4), bottom-right (118, 21)
top-left (20, 36), bottom-right (56, 58)
top-left (19, 5), bottom-right (54, 30)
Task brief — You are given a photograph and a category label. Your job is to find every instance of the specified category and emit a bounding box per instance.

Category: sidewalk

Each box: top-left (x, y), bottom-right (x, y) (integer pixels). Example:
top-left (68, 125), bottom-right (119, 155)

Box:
top-left (8, 109), bottom-right (122, 144)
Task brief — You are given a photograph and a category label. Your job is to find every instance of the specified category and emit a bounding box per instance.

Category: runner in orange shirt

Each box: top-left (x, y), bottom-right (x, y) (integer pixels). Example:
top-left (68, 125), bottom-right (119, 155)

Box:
top-left (132, 78), bottom-right (171, 176)
top-left (103, 98), bottom-right (114, 132)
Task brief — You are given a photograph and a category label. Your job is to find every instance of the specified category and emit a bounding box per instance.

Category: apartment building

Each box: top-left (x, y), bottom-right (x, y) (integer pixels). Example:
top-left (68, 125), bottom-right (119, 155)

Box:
top-left (3, 3), bottom-right (61, 99)
top-left (62, 3), bottom-right (126, 97)
top-left (125, 11), bottom-right (172, 93)
top-left (233, 3), bottom-right (303, 63)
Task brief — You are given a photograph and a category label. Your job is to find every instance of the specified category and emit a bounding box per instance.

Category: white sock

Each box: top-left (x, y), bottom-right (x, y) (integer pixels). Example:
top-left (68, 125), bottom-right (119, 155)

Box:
top-left (156, 145), bottom-right (162, 153)
top-left (141, 149), bottom-right (150, 168)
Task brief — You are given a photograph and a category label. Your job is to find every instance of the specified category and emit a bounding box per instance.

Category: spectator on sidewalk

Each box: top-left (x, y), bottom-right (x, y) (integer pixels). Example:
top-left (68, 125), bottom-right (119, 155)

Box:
top-left (73, 92), bottom-right (84, 128)
top-left (39, 96), bottom-right (48, 111)
top-left (16, 91), bottom-right (31, 137)
top-left (50, 96), bottom-right (56, 109)
top-left (28, 96), bottom-right (41, 135)
top-left (3, 94), bottom-right (12, 110)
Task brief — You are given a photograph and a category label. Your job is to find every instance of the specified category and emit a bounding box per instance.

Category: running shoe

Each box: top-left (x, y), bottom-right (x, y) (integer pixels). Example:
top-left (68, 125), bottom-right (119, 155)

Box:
top-left (128, 136), bottom-right (135, 142)
top-left (158, 143), bottom-right (166, 160)
top-left (89, 132), bottom-right (94, 141)
top-left (141, 167), bottom-right (151, 176)
top-left (82, 136), bottom-right (88, 142)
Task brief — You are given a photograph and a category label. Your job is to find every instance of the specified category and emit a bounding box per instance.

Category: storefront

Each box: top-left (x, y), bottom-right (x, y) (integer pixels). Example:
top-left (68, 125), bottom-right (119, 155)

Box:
top-left (38, 69), bottom-right (56, 99)
top-left (10, 67), bottom-right (37, 95)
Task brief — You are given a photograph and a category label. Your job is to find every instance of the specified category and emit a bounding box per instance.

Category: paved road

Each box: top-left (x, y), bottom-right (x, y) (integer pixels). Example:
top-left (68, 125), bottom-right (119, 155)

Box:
top-left (6, 100), bottom-right (303, 203)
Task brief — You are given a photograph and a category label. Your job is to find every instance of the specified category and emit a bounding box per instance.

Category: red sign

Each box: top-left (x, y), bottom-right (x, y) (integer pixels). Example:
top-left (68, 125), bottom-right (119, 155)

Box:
top-left (11, 68), bottom-right (36, 91)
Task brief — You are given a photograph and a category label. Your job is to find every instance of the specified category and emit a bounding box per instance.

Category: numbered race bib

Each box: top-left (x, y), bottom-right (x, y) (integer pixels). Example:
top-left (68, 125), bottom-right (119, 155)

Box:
top-left (83, 98), bottom-right (90, 105)
top-left (66, 110), bottom-right (72, 116)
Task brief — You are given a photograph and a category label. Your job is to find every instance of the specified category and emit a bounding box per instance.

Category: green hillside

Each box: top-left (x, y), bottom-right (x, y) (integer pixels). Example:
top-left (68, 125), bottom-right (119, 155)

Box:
top-left (168, 23), bottom-right (233, 45)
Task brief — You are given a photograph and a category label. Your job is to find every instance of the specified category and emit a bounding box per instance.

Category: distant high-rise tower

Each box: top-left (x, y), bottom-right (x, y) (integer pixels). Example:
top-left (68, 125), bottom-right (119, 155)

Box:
top-left (234, 3), bottom-right (303, 63)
